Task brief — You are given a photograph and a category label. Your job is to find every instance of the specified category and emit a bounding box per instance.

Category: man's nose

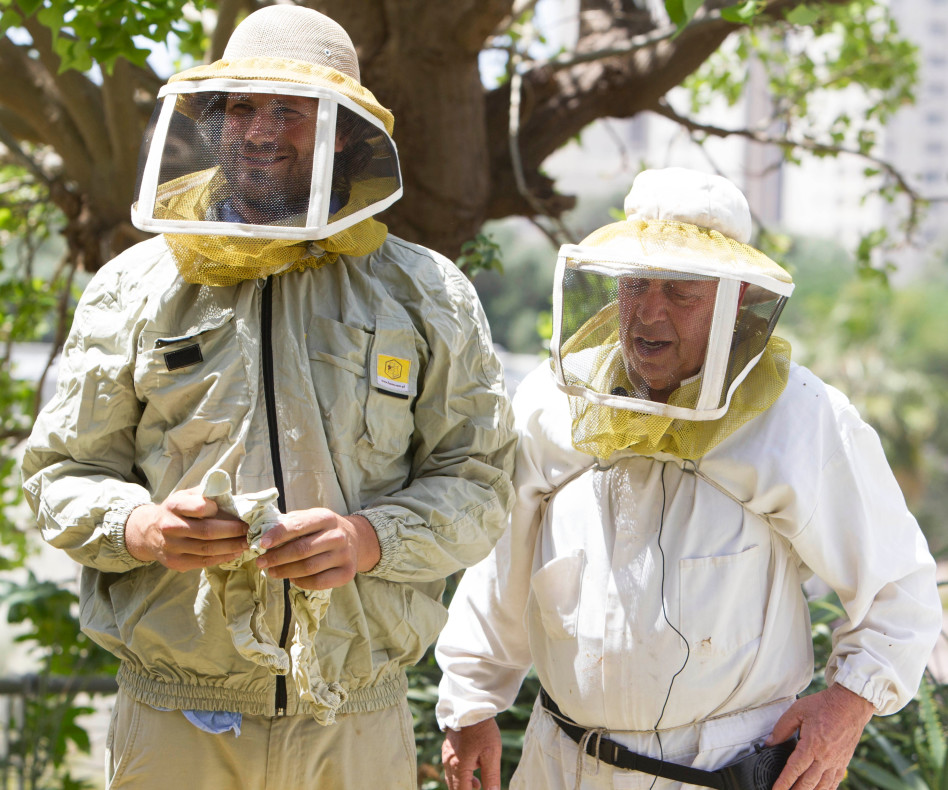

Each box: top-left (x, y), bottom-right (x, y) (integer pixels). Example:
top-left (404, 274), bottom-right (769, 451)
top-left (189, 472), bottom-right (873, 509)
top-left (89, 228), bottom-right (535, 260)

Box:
top-left (634, 285), bottom-right (669, 323)
top-left (245, 111), bottom-right (280, 143)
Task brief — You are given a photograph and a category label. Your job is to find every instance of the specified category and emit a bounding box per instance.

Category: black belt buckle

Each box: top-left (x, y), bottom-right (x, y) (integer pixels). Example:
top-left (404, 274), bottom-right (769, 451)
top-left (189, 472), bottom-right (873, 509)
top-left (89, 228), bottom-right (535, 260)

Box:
top-left (595, 737), bottom-right (622, 766)
top-left (716, 736), bottom-right (798, 790)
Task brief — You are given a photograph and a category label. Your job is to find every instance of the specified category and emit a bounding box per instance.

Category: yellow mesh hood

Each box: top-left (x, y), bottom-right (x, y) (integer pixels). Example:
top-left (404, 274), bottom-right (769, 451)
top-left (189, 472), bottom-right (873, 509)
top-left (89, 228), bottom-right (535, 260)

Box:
top-left (578, 219), bottom-right (793, 287)
top-left (566, 334), bottom-right (792, 460)
top-left (159, 167), bottom-right (387, 286)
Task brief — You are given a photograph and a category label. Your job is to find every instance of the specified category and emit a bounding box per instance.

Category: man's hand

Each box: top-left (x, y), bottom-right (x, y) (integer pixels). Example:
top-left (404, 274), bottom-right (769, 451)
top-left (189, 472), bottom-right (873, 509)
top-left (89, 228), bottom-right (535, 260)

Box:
top-left (442, 718), bottom-right (503, 790)
top-left (125, 490), bottom-right (249, 570)
top-left (768, 683), bottom-right (875, 790)
top-left (254, 509), bottom-right (381, 590)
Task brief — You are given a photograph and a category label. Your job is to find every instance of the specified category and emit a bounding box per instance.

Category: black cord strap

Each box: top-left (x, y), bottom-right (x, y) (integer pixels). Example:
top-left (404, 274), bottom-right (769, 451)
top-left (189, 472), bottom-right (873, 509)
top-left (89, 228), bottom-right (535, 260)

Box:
top-left (540, 687), bottom-right (726, 789)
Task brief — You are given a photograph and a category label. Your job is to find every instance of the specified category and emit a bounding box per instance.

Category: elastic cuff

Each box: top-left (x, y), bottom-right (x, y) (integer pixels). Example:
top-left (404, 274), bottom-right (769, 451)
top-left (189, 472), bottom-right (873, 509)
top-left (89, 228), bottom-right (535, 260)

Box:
top-left (104, 499), bottom-right (153, 569)
top-left (351, 509), bottom-right (399, 577)
top-left (437, 709), bottom-right (499, 732)
top-left (827, 664), bottom-right (889, 713)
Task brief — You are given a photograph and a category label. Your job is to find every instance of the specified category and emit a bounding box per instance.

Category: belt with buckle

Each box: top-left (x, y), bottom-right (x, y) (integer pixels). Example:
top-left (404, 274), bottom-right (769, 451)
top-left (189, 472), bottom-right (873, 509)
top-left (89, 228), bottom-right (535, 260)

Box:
top-left (539, 687), bottom-right (797, 790)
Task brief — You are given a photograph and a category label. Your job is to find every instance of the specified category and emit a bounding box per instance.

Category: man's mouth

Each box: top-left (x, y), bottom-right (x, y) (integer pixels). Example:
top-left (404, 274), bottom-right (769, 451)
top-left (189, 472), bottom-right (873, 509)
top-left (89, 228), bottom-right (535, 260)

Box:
top-left (241, 154), bottom-right (285, 165)
top-left (634, 337), bottom-right (672, 356)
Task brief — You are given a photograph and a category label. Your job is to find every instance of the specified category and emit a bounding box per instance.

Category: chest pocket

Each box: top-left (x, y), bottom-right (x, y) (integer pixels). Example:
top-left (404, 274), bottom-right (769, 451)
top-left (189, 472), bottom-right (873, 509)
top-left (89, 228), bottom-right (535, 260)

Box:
top-left (529, 550), bottom-right (586, 640)
top-left (306, 314), bottom-right (418, 459)
top-left (679, 543), bottom-right (765, 656)
top-left (136, 309), bottom-right (248, 437)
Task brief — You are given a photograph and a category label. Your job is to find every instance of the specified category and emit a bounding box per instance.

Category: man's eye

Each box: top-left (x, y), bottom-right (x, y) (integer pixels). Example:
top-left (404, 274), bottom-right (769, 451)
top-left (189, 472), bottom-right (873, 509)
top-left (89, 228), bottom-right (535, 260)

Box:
top-left (228, 103), bottom-right (254, 115)
top-left (622, 278), bottom-right (648, 295)
top-left (666, 284), bottom-right (701, 302)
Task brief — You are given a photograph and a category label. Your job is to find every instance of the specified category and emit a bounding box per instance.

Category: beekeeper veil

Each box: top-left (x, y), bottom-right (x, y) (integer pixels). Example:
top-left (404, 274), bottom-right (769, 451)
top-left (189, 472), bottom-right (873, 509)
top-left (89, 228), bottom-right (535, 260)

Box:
top-left (131, 5), bottom-right (401, 285)
top-left (552, 168), bottom-right (795, 460)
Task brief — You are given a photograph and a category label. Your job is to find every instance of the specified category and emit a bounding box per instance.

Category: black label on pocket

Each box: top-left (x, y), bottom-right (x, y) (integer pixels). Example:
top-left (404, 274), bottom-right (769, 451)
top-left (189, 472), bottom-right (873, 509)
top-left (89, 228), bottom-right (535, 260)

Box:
top-left (164, 344), bottom-right (203, 371)
top-left (374, 386), bottom-right (409, 400)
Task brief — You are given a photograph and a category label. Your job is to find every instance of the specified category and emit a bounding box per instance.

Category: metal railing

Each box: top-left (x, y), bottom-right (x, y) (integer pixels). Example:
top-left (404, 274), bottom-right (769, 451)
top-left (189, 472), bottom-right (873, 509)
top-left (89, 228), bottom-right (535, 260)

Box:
top-left (0, 674), bottom-right (117, 790)
top-left (0, 674), bottom-right (117, 696)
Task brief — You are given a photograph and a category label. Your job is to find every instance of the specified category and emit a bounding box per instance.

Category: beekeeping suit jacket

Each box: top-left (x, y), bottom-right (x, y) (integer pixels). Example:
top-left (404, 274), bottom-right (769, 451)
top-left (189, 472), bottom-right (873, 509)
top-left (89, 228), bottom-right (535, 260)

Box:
top-left (435, 361), bottom-right (940, 788)
top-left (23, 232), bottom-right (516, 720)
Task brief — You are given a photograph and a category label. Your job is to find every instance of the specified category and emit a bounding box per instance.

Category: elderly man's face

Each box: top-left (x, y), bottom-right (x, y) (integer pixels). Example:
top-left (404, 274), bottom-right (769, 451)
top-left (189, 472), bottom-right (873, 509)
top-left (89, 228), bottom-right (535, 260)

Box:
top-left (219, 93), bottom-right (320, 223)
top-left (617, 276), bottom-right (718, 403)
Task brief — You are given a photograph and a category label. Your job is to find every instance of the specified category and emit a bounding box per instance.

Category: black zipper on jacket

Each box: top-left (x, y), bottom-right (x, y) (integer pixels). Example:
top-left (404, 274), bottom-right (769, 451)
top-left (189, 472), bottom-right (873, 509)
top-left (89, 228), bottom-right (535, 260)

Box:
top-left (261, 278), bottom-right (292, 716)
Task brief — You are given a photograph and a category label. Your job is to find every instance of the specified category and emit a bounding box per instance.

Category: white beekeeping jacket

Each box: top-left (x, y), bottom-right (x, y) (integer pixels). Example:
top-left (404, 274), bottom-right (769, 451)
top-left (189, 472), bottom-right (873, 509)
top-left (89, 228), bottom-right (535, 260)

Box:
top-left (436, 360), bottom-right (940, 761)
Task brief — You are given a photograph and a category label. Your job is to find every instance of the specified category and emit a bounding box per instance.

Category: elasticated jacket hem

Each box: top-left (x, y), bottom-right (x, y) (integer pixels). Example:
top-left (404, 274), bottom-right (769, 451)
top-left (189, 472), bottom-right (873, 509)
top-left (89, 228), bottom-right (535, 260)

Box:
top-left (118, 663), bottom-right (408, 717)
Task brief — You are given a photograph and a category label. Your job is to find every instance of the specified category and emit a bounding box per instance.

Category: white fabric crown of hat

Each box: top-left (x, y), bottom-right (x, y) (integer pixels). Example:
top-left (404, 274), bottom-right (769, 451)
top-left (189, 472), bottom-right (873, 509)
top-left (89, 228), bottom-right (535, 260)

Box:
top-left (223, 5), bottom-right (361, 83)
top-left (623, 167), bottom-right (752, 244)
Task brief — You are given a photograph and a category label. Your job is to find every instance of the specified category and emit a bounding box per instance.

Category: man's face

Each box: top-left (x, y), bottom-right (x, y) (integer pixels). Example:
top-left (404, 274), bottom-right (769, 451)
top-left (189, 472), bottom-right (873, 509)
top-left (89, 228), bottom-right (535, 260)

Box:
top-left (219, 93), bottom-right (319, 223)
top-left (617, 275), bottom-right (718, 403)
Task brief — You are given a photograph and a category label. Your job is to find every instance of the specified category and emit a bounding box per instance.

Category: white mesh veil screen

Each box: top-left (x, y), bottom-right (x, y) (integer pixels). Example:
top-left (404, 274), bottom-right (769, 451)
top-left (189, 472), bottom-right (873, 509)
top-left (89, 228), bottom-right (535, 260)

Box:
top-left (554, 254), bottom-right (789, 421)
top-left (132, 85), bottom-right (400, 240)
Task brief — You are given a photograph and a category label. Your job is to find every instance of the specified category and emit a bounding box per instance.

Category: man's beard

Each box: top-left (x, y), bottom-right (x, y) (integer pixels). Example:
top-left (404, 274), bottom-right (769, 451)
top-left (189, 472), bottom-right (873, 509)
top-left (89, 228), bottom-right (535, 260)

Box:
top-left (228, 165), bottom-right (311, 223)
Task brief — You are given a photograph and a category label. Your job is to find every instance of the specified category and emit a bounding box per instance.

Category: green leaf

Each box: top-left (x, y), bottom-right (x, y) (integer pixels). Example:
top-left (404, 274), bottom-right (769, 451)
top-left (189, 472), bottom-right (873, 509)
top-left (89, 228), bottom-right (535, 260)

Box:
top-left (918, 678), bottom-right (947, 771)
top-left (785, 5), bottom-right (821, 26)
top-left (721, 1), bottom-right (760, 24)
top-left (0, 7), bottom-right (22, 30)
top-left (15, 0), bottom-right (43, 17)
top-left (870, 724), bottom-right (924, 778)
top-left (456, 233), bottom-right (504, 279)
top-left (34, 1), bottom-right (59, 28)
top-left (848, 757), bottom-right (924, 790)
top-left (666, 0), bottom-right (706, 28)
top-left (684, 0), bottom-right (705, 22)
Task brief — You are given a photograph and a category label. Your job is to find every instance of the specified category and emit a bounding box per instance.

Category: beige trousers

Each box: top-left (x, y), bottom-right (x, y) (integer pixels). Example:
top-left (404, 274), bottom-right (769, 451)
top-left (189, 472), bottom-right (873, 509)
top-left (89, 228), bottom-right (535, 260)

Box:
top-left (105, 688), bottom-right (418, 790)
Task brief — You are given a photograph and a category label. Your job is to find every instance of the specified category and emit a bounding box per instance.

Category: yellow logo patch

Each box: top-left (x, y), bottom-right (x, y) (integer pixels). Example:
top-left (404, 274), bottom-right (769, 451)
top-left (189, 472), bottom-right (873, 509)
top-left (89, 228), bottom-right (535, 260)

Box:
top-left (377, 354), bottom-right (411, 393)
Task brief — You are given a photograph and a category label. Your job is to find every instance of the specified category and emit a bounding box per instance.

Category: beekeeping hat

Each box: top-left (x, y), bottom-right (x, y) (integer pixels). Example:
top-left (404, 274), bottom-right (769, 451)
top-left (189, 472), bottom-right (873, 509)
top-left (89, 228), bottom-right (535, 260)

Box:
top-left (130, 6), bottom-right (402, 284)
top-left (552, 167), bottom-right (795, 459)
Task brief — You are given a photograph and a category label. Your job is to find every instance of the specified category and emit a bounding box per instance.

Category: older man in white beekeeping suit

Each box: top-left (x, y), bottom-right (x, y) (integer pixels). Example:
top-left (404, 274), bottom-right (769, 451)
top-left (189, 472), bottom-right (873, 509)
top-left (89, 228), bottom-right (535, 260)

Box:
top-left (21, 6), bottom-right (516, 790)
top-left (435, 168), bottom-right (941, 790)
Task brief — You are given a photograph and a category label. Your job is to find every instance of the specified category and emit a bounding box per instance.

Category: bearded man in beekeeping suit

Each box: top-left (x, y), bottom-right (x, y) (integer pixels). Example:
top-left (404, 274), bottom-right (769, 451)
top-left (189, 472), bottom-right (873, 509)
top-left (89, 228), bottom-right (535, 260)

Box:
top-left (22, 7), bottom-right (515, 789)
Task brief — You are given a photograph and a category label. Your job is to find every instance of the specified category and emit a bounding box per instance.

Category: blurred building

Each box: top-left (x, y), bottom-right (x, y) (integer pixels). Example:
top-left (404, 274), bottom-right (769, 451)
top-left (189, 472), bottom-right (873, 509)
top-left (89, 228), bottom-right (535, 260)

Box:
top-left (884, 0), bottom-right (948, 273)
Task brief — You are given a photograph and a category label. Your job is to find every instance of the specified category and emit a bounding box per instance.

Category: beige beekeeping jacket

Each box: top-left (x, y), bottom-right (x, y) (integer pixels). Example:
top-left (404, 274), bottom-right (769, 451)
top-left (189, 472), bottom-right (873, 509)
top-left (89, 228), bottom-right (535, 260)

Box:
top-left (22, 233), bottom-right (516, 719)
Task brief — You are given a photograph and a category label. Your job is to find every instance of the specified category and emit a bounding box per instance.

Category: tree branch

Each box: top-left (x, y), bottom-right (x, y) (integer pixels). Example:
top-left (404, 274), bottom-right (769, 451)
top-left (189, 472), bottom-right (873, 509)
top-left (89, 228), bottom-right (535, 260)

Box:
top-left (100, 59), bottom-right (151, 216)
top-left (484, 5), bottom-right (738, 218)
top-left (33, 259), bottom-right (77, 420)
top-left (507, 54), bottom-right (575, 244)
top-left (456, 0), bottom-right (516, 53)
top-left (650, 98), bottom-right (929, 230)
top-left (20, 18), bottom-right (106, 164)
top-left (483, 0), bottom-right (867, 221)
top-left (541, 12), bottom-right (722, 71)
top-left (0, 122), bottom-right (54, 188)
top-left (0, 35), bottom-right (95, 189)
top-left (210, 0), bottom-right (247, 62)
top-left (489, 0), bottom-right (542, 39)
